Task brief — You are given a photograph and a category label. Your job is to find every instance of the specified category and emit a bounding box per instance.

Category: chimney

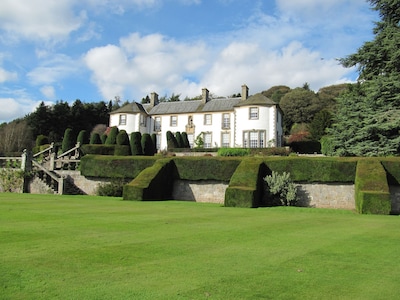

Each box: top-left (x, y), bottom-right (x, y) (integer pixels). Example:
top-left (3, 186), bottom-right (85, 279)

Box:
top-left (150, 92), bottom-right (159, 106)
top-left (241, 84), bottom-right (249, 101)
top-left (202, 88), bottom-right (209, 104)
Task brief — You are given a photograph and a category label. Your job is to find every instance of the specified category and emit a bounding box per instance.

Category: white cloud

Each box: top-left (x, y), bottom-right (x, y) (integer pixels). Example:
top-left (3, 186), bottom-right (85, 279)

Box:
top-left (84, 33), bottom-right (208, 99)
top-left (0, 67), bottom-right (17, 83)
top-left (0, 97), bottom-right (41, 123)
top-left (27, 54), bottom-right (80, 85)
top-left (40, 86), bottom-right (56, 99)
top-left (0, 0), bottom-right (85, 43)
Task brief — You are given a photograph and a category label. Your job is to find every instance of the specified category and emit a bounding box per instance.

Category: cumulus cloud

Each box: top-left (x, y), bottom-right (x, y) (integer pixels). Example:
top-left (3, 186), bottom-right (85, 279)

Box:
top-left (0, 0), bottom-right (85, 42)
top-left (84, 29), bottom-right (353, 101)
top-left (84, 33), bottom-right (208, 99)
top-left (27, 54), bottom-right (80, 85)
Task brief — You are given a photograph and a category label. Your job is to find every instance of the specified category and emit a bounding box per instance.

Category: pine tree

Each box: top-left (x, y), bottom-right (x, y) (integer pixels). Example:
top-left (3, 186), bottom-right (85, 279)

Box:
top-left (329, 0), bottom-right (400, 156)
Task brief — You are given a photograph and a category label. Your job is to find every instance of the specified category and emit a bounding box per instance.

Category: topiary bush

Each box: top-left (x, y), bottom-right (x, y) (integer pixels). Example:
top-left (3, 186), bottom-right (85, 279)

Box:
top-left (36, 135), bottom-right (49, 147)
top-left (264, 171), bottom-right (297, 206)
top-left (141, 133), bottom-right (155, 156)
top-left (130, 132), bottom-right (143, 155)
top-left (105, 126), bottom-right (119, 145)
top-left (62, 128), bottom-right (75, 153)
top-left (181, 132), bottom-right (190, 148)
top-left (175, 132), bottom-right (184, 148)
top-left (90, 132), bottom-right (102, 144)
top-left (116, 130), bottom-right (130, 146)
top-left (77, 130), bottom-right (89, 145)
top-left (166, 131), bottom-right (179, 150)
top-left (151, 133), bottom-right (158, 154)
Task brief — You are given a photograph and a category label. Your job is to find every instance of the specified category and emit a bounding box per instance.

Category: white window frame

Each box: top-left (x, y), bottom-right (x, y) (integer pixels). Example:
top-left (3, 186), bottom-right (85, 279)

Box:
top-left (249, 107), bottom-right (259, 120)
top-left (170, 116), bottom-right (178, 127)
top-left (154, 117), bottom-right (161, 131)
top-left (243, 130), bottom-right (266, 148)
top-left (119, 114), bottom-right (126, 125)
top-left (203, 132), bottom-right (212, 148)
top-left (204, 114), bottom-right (212, 125)
top-left (221, 132), bottom-right (230, 148)
top-left (222, 113), bottom-right (230, 129)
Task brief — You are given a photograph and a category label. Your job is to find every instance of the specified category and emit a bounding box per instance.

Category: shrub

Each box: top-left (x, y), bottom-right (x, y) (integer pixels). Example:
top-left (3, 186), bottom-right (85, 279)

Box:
top-left (116, 130), bottom-right (130, 146)
top-left (181, 132), bottom-right (190, 148)
top-left (166, 131), bottom-right (178, 150)
top-left (321, 136), bottom-right (334, 156)
top-left (141, 133), bottom-right (155, 156)
top-left (105, 126), bottom-right (119, 145)
top-left (151, 133), bottom-right (158, 154)
top-left (90, 133), bottom-right (102, 144)
top-left (62, 128), bottom-right (74, 153)
top-left (0, 168), bottom-right (24, 193)
top-left (175, 132), bottom-right (184, 148)
top-left (77, 130), bottom-right (89, 145)
top-left (264, 171), bottom-right (297, 206)
top-left (100, 134), bottom-right (107, 144)
top-left (96, 180), bottom-right (129, 197)
top-left (130, 132), bottom-right (143, 155)
top-left (218, 148), bottom-right (250, 157)
top-left (36, 135), bottom-right (49, 147)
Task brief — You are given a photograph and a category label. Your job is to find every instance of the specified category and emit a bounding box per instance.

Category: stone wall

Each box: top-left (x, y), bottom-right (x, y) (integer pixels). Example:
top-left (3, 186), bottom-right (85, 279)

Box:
top-left (55, 170), bottom-right (114, 195)
top-left (172, 180), bottom-right (356, 209)
top-left (172, 180), bottom-right (228, 204)
top-left (297, 183), bottom-right (355, 210)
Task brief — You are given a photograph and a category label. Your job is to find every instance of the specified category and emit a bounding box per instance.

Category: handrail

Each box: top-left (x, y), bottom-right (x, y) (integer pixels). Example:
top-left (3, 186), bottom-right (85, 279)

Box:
top-left (0, 156), bottom-right (22, 168)
top-left (33, 142), bottom-right (54, 158)
top-left (32, 160), bottom-right (60, 182)
top-left (57, 142), bottom-right (80, 159)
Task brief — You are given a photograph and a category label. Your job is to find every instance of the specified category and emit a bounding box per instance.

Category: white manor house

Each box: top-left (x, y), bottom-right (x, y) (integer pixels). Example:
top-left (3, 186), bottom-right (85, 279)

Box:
top-left (109, 85), bottom-right (284, 150)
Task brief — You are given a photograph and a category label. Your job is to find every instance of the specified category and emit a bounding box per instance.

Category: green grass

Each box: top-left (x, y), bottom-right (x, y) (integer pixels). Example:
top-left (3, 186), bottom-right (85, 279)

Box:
top-left (1, 193), bottom-right (400, 300)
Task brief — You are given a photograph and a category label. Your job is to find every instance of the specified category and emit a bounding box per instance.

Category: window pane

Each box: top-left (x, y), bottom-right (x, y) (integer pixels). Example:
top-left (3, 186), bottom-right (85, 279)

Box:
top-left (222, 113), bottom-right (230, 129)
top-left (250, 131), bottom-right (258, 148)
top-left (204, 133), bottom-right (212, 148)
top-left (249, 107), bottom-right (258, 119)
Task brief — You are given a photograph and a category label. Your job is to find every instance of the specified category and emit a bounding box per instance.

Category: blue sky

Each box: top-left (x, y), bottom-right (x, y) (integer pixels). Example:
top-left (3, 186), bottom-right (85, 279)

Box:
top-left (0, 0), bottom-right (378, 123)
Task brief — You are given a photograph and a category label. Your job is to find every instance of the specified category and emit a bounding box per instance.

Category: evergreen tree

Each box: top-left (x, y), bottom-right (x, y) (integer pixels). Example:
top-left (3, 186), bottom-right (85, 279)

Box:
top-left (308, 110), bottom-right (333, 141)
top-left (329, 0), bottom-right (400, 156)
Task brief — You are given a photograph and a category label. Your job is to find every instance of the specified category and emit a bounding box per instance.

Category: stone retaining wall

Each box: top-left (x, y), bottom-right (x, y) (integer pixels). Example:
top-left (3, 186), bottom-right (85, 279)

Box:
top-left (297, 183), bottom-right (355, 210)
top-left (172, 180), bottom-right (357, 210)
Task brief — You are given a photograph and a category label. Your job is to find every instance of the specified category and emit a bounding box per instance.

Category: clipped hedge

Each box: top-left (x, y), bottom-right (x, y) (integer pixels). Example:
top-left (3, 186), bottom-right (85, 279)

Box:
top-left (224, 158), bottom-right (267, 208)
top-left (263, 157), bottom-right (357, 182)
top-left (80, 155), bottom-right (157, 178)
top-left (81, 145), bottom-right (116, 156)
top-left (172, 156), bottom-right (241, 181)
top-left (355, 159), bottom-right (391, 214)
top-left (123, 158), bottom-right (175, 200)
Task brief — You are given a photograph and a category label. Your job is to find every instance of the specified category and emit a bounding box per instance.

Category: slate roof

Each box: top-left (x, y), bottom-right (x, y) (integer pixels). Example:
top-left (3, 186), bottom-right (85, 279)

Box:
top-left (234, 93), bottom-right (276, 107)
top-left (112, 94), bottom-right (277, 116)
top-left (110, 102), bottom-right (147, 114)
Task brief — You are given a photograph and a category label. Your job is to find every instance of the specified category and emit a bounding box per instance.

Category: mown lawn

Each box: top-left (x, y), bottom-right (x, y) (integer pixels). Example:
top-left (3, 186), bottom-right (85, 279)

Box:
top-left (1, 193), bottom-right (400, 300)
